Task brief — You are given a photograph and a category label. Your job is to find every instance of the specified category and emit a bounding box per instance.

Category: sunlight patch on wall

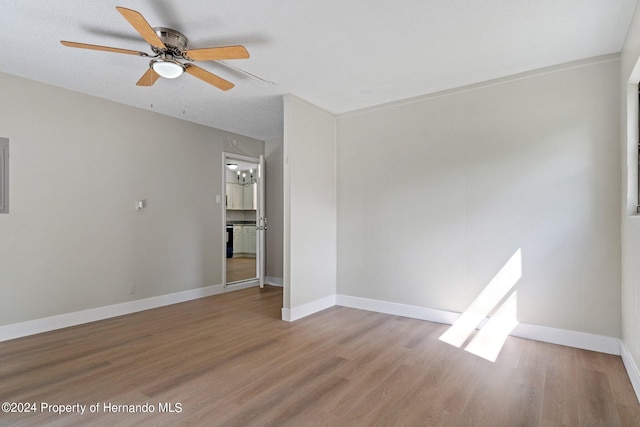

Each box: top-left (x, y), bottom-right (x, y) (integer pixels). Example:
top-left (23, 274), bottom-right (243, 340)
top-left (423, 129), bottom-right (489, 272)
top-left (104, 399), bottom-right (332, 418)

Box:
top-left (439, 249), bottom-right (521, 362)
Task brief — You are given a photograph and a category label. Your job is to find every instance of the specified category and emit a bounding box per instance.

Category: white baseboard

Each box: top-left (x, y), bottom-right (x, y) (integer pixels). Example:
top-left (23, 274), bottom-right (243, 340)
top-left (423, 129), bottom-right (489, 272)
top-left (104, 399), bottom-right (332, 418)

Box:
top-left (281, 294), bottom-right (336, 322)
top-left (4, 285), bottom-right (636, 404)
top-left (336, 294), bottom-right (459, 325)
top-left (335, 294), bottom-right (621, 356)
top-left (0, 283), bottom-right (232, 342)
top-left (225, 279), bottom-right (259, 291)
top-left (511, 323), bottom-right (620, 355)
top-left (266, 276), bottom-right (283, 287)
top-left (58, 286), bottom-right (616, 360)
top-left (621, 342), bottom-right (640, 403)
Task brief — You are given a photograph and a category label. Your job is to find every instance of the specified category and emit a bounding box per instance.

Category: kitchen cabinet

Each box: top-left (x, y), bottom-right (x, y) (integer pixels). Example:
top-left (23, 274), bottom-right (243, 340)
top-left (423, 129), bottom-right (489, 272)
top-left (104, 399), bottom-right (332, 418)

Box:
top-left (233, 225), bottom-right (242, 253)
top-left (232, 224), bottom-right (257, 256)
top-left (226, 183), bottom-right (243, 210)
top-left (243, 183), bottom-right (257, 210)
top-left (226, 183), bottom-right (256, 210)
top-left (245, 225), bottom-right (257, 254)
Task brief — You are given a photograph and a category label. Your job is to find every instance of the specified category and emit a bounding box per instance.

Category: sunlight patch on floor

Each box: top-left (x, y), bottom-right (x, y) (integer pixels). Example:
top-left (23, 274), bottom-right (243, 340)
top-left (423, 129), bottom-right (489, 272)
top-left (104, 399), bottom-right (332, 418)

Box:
top-left (439, 249), bottom-right (522, 362)
top-left (464, 291), bottom-right (519, 361)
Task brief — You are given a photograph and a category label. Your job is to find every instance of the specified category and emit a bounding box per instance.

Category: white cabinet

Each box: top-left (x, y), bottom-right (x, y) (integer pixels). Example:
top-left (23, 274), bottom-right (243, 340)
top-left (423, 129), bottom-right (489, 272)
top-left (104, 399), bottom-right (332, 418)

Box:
top-left (245, 225), bottom-right (257, 254)
top-left (243, 183), bottom-right (257, 210)
top-left (233, 225), bottom-right (243, 253)
top-left (225, 183), bottom-right (240, 210)
top-left (226, 183), bottom-right (255, 210)
top-left (232, 224), bottom-right (257, 256)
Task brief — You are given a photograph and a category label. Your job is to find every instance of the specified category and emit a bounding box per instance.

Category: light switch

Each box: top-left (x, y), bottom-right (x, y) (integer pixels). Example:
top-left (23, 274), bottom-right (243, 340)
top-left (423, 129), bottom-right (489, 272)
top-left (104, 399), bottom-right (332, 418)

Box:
top-left (215, 194), bottom-right (221, 204)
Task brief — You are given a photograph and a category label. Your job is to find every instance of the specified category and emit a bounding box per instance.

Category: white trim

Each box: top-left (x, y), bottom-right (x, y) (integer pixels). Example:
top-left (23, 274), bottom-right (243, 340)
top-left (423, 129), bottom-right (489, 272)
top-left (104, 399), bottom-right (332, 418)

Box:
top-left (225, 279), bottom-right (260, 291)
top-left (281, 294), bottom-right (336, 322)
top-left (511, 323), bottom-right (620, 356)
top-left (266, 276), bottom-right (283, 287)
top-left (335, 294), bottom-right (621, 356)
top-left (336, 294), bottom-right (459, 325)
top-left (0, 284), bottom-right (230, 342)
top-left (621, 342), bottom-right (640, 403)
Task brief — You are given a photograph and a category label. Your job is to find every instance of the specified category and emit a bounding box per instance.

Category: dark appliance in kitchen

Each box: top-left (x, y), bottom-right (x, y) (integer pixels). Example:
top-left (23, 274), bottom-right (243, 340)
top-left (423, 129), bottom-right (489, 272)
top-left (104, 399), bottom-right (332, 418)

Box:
top-left (226, 225), bottom-right (233, 258)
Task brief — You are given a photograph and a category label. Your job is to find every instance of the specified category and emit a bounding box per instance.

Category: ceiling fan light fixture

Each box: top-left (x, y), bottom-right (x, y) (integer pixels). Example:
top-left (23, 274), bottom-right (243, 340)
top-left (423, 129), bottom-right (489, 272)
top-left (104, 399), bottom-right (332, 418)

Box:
top-left (151, 58), bottom-right (184, 79)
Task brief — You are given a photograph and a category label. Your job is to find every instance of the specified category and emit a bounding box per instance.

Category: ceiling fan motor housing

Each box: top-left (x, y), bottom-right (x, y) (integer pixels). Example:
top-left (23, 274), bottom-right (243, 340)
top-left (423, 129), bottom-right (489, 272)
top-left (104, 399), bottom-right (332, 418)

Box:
top-left (152, 27), bottom-right (189, 57)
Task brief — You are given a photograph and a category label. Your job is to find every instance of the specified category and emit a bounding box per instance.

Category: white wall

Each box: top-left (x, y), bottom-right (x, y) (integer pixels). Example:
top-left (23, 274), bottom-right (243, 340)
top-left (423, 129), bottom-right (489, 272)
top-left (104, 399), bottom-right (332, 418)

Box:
top-left (621, 1), bottom-right (640, 393)
top-left (265, 137), bottom-right (284, 283)
top-left (337, 57), bottom-right (621, 337)
top-left (283, 95), bottom-right (337, 314)
top-left (0, 72), bottom-right (263, 326)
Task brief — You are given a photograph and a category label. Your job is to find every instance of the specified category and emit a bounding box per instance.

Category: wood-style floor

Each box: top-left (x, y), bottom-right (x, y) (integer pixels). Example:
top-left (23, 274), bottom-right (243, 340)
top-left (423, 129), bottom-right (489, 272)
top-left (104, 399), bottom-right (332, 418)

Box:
top-left (226, 256), bottom-right (256, 283)
top-left (1, 286), bottom-right (639, 426)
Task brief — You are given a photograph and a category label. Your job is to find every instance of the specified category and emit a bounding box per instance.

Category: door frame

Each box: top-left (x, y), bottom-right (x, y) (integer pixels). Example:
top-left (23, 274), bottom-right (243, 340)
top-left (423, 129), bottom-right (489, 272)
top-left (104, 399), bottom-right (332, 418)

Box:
top-left (222, 152), bottom-right (265, 289)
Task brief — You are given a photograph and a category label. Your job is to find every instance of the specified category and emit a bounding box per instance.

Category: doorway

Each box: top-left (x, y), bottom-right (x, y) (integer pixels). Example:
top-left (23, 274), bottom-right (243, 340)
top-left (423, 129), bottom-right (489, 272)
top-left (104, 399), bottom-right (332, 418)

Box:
top-left (223, 153), bottom-right (265, 288)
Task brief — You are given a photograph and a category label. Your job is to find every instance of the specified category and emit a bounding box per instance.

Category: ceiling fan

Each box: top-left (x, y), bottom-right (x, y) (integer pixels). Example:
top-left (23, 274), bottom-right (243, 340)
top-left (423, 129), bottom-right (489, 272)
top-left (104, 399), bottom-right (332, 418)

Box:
top-left (60, 6), bottom-right (250, 91)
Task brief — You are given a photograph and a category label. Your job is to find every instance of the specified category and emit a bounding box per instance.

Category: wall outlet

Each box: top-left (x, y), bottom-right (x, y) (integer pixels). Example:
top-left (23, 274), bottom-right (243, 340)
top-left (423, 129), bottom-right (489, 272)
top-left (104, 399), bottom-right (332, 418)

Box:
top-left (128, 283), bottom-right (135, 294)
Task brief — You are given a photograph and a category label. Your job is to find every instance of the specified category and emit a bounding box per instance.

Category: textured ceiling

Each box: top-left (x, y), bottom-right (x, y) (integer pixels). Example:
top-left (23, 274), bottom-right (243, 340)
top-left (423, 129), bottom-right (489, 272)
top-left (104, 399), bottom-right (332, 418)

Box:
top-left (0, 0), bottom-right (636, 141)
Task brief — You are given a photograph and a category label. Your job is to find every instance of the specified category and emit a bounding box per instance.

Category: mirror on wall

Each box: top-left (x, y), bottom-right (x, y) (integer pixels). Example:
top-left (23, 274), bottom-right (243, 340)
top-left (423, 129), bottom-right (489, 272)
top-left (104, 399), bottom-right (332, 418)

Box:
top-left (225, 158), bottom-right (259, 284)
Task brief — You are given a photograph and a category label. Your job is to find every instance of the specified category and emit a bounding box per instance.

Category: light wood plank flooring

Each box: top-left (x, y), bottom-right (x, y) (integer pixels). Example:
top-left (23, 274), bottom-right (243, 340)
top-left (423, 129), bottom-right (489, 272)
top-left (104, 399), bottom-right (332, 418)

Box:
top-left (226, 257), bottom-right (256, 283)
top-left (1, 286), bottom-right (639, 426)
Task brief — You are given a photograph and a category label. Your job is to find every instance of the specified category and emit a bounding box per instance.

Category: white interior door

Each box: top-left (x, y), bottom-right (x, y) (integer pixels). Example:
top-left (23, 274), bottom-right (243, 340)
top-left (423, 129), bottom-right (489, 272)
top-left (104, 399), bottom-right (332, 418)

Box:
top-left (257, 154), bottom-right (266, 288)
top-left (223, 152), bottom-right (265, 288)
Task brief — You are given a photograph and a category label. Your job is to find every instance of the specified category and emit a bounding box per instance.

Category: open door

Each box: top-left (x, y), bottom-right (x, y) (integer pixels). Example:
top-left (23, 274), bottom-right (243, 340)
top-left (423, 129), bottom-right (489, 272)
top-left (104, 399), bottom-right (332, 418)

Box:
top-left (257, 154), bottom-right (266, 288)
top-left (223, 152), bottom-right (266, 288)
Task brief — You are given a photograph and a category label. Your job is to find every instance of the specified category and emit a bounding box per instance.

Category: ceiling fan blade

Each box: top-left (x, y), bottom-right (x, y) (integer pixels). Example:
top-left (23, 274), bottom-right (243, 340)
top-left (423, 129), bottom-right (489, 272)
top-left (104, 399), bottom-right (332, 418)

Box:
top-left (60, 40), bottom-right (148, 56)
top-left (184, 65), bottom-right (234, 91)
top-left (116, 6), bottom-right (166, 50)
top-left (183, 45), bottom-right (249, 61)
top-left (136, 68), bottom-right (160, 86)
